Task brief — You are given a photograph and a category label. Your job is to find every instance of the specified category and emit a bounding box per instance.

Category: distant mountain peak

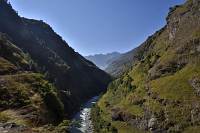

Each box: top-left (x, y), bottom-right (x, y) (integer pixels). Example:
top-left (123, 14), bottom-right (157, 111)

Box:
top-left (85, 52), bottom-right (121, 70)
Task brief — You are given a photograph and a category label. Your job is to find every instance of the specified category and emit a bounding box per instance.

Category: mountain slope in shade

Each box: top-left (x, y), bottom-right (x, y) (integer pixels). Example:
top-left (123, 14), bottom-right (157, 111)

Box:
top-left (0, 33), bottom-right (68, 132)
top-left (93, 0), bottom-right (200, 132)
top-left (85, 52), bottom-right (121, 70)
top-left (0, 0), bottom-right (111, 118)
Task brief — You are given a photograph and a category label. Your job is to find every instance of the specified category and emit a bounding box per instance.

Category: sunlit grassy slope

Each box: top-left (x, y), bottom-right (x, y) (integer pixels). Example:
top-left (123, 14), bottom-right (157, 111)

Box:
top-left (93, 0), bottom-right (200, 132)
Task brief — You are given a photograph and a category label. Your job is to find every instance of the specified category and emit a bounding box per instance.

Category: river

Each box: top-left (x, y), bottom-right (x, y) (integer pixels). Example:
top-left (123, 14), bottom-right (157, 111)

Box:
top-left (69, 96), bottom-right (99, 133)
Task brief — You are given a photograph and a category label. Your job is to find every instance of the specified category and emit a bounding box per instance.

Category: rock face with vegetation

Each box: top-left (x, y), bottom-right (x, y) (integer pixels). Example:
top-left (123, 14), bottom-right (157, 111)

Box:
top-left (93, 0), bottom-right (200, 132)
top-left (0, 0), bottom-right (111, 119)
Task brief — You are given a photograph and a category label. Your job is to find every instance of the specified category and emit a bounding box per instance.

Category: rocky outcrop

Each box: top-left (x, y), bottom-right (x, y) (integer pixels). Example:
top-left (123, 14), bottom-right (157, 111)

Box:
top-left (0, 122), bottom-right (31, 133)
top-left (190, 77), bottom-right (200, 96)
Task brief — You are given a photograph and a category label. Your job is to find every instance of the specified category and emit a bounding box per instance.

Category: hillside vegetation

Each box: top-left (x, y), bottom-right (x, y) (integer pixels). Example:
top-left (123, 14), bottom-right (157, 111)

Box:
top-left (0, 33), bottom-right (71, 132)
top-left (94, 0), bottom-right (200, 132)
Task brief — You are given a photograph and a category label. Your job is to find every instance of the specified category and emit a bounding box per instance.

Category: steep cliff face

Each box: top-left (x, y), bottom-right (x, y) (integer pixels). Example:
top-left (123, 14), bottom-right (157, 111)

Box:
top-left (0, 0), bottom-right (111, 118)
top-left (95, 0), bottom-right (200, 132)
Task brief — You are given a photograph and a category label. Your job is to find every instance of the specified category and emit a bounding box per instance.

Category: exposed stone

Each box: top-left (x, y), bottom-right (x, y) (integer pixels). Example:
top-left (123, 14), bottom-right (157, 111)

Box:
top-left (148, 116), bottom-right (158, 131)
top-left (191, 103), bottom-right (200, 125)
top-left (0, 122), bottom-right (30, 133)
top-left (197, 45), bottom-right (200, 52)
top-left (189, 77), bottom-right (200, 96)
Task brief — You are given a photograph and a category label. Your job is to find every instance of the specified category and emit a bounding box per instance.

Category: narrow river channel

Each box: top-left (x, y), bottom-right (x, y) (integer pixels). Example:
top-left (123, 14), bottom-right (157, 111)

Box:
top-left (70, 96), bottom-right (99, 133)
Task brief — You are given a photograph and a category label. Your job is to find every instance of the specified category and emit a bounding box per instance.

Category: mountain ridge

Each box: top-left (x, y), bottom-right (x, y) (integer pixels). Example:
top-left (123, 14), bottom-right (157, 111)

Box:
top-left (85, 52), bottom-right (121, 70)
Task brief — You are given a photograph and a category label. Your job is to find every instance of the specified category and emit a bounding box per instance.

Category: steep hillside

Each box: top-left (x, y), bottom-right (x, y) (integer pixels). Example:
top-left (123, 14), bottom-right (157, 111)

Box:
top-left (0, 33), bottom-right (70, 132)
top-left (85, 52), bottom-right (121, 70)
top-left (0, 0), bottom-right (111, 117)
top-left (94, 0), bottom-right (200, 132)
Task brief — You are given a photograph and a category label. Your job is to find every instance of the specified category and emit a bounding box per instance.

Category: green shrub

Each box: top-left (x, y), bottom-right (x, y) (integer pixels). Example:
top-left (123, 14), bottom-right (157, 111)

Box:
top-left (44, 91), bottom-right (64, 122)
top-left (91, 105), bottom-right (118, 133)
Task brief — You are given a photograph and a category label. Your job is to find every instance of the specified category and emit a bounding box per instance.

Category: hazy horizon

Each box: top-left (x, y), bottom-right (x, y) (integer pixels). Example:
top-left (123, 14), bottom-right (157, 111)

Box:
top-left (9, 0), bottom-right (185, 56)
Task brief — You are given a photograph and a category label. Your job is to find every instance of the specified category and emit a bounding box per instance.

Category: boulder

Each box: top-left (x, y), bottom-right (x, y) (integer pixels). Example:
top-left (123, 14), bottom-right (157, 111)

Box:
top-left (148, 117), bottom-right (157, 131)
top-left (189, 77), bottom-right (200, 96)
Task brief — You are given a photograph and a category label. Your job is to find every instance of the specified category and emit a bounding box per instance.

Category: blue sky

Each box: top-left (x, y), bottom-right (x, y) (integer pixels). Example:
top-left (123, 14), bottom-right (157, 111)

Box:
top-left (9, 0), bottom-right (185, 56)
